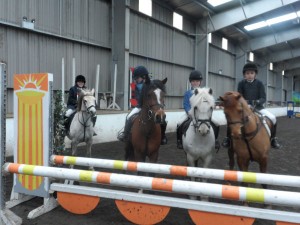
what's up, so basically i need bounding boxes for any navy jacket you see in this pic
[237,79,266,110]
[67,85,87,109]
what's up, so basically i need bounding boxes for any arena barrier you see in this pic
[3,162,300,224]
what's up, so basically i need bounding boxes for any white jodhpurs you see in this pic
[259,109,276,124]
[65,108,75,117]
[127,107,141,120]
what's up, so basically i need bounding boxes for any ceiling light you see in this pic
[207,0,233,7]
[245,11,300,31]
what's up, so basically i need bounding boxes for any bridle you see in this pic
[191,105,213,132]
[145,103,165,121]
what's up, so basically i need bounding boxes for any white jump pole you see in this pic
[51,155,300,188]
[61,58,65,104]
[4,162,300,208]
[95,64,100,105]
[107,64,121,110]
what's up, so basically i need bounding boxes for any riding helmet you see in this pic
[243,63,258,74]
[189,70,203,82]
[75,75,86,83]
[133,66,149,80]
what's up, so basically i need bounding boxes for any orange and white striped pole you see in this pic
[4,162,300,208]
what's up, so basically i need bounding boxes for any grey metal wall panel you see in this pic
[208,73,235,101]
[0,0,111,47]
[130,12,194,67]
[209,45,235,78]
[2,25,111,92]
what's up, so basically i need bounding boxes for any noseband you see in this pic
[146,103,165,120]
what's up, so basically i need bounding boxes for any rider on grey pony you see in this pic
[64,75,97,135]
[176,70,220,150]
[222,62,281,149]
[118,66,168,145]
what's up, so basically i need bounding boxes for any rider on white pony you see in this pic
[65,75,97,135]
[118,66,168,145]
[176,70,220,150]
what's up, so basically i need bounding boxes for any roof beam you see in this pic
[249,27,300,51]
[207,0,299,32]
[266,47,300,63]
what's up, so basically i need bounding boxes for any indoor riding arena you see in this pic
[1,0,300,225]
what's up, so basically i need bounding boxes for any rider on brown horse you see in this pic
[118,66,168,145]
[222,63,281,149]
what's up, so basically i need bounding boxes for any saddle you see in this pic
[182,117,192,137]
[253,109,271,137]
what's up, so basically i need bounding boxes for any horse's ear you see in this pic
[209,88,213,95]
[162,78,167,84]
[219,96,224,101]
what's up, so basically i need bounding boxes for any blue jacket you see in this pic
[183,89,194,113]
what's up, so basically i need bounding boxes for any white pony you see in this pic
[182,87,216,198]
[67,88,96,161]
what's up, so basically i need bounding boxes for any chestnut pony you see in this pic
[125,78,167,163]
[220,91,271,188]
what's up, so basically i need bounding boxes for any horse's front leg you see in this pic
[71,141,79,169]
[186,154,198,200]
[228,146,235,170]
[86,140,94,170]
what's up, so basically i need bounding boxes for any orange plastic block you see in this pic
[189,210,254,225]
[116,200,170,225]
[57,192,100,214]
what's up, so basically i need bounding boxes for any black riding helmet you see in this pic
[189,70,203,82]
[75,75,86,83]
[133,66,149,80]
[243,63,258,74]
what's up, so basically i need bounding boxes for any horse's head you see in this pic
[77,88,97,116]
[219,91,251,138]
[189,87,215,136]
[141,78,167,124]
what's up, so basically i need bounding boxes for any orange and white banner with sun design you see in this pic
[13,73,53,198]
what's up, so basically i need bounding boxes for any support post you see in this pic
[107,64,121,110]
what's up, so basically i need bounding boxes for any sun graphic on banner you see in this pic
[14,74,48,91]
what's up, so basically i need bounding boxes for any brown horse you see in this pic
[219,91,271,188]
[125,78,167,164]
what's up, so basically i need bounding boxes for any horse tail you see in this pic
[125,140,134,161]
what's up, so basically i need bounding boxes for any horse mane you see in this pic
[222,91,248,109]
[190,87,215,108]
[77,89,94,111]
[140,79,166,105]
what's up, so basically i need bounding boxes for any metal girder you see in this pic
[267,47,300,63]
[249,27,300,51]
[285,68,300,76]
[207,0,299,32]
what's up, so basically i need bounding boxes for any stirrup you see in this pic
[177,140,183,149]
[117,131,127,142]
[161,136,168,145]
[222,137,230,148]
[271,137,281,149]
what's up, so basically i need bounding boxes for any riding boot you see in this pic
[117,119,132,142]
[92,115,97,136]
[222,127,231,148]
[160,122,168,145]
[210,121,220,150]
[64,116,71,135]
[270,124,281,149]
[176,124,183,149]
